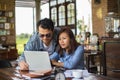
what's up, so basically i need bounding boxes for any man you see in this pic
[17,18,59,70]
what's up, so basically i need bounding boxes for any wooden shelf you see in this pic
[0,0,16,60]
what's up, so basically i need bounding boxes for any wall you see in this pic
[92,0,119,37]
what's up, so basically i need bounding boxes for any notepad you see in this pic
[24,51,52,72]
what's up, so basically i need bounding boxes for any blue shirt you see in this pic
[17,28,59,62]
[50,45,85,69]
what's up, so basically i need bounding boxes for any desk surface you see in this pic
[0,68,119,80]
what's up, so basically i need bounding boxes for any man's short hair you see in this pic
[37,18,54,31]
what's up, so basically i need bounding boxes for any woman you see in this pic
[50,28,84,69]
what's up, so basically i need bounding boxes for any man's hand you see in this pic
[19,61,29,70]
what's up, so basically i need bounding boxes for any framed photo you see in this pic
[0,4,6,10]
[0,30,6,35]
[5,23,10,29]
[0,17,7,22]
[0,11,5,16]
[0,23,4,29]
[10,17,14,23]
[6,30,10,35]
[5,11,9,17]
[11,23,14,29]
[8,11,13,17]
[0,36,7,42]
[7,17,14,23]
[6,36,15,44]
[5,11,13,17]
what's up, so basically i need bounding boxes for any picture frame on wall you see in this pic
[0,3,6,10]
[0,23,4,29]
[8,11,13,17]
[6,30,10,35]
[5,23,10,29]
[4,11,13,17]
[0,36,7,42]
[0,11,5,16]
[0,30,6,35]
[0,17,7,22]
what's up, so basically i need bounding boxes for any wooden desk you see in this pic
[0,49,8,60]
[0,68,119,80]
[0,49,18,60]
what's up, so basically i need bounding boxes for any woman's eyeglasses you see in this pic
[39,33,52,38]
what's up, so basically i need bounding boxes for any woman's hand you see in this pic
[51,60,64,67]
[19,61,29,70]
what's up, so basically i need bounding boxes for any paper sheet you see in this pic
[64,69,90,78]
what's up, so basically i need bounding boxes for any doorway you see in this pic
[15,7,35,55]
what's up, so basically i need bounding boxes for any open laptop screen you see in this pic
[24,51,52,71]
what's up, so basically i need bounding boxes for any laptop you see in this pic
[22,51,52,78]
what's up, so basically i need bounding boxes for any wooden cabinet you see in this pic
[102,41,120,78]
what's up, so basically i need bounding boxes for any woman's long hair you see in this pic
[57,27,80,56]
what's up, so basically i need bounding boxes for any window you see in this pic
[58,0,65,4]
[67,3,75,25]
[51,7,57,26]
[15,7,34,55]
[58,5,65,26]
[50,0,76,32]
[50,0,56,6]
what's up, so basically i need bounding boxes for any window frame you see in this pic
[49,0,76,34]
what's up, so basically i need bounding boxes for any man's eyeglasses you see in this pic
[39,33,52,38]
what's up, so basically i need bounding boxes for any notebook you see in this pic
[23,51,52,77]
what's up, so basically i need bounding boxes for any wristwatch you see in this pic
[55,72,66,80]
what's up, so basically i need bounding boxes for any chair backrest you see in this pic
[103,41,120,78]
[0,60,12,68]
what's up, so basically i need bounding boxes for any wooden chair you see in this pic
[103,41,120,79]
[85,50,102,74]
[8,49,18,60]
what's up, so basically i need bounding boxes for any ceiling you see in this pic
[15,0,49,7]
